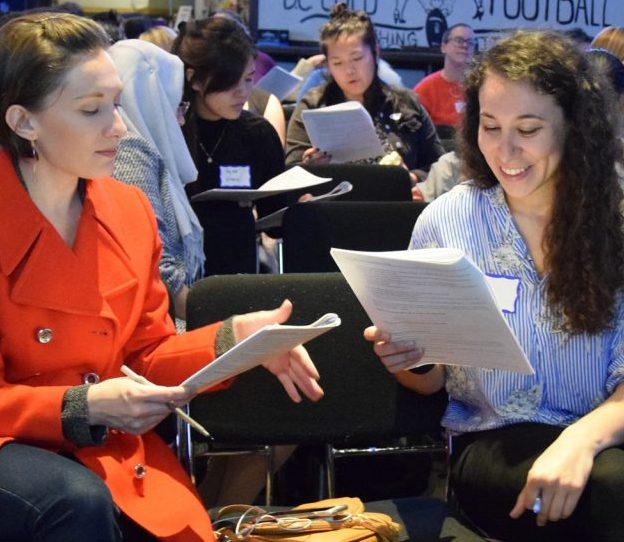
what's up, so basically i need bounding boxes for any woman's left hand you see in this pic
[509,429,595,526]
[232,300,324,403]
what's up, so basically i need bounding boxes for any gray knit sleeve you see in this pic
[61,385,108,447]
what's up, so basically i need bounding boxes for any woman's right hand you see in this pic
[302,147,331,165]
[87,378,193,435]
[364,326,444,394]
[363,326,425,373]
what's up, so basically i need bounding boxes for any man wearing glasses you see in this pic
[413,23,476,127]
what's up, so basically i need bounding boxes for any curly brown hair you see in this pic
[459,30,624,334]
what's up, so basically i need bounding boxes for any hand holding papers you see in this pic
[255,66,303,101]
[301,101,384,163]
[331,248,533,374]
[181,313,341,393]
[190,165,332,203]
[120,365,210,437]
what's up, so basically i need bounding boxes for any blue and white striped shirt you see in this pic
[410,182,624,434]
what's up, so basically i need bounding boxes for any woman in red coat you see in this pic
[0,12,323,542]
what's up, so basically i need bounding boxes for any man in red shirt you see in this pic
[413,24,475,127]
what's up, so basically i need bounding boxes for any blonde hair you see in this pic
[139,25,177,52]
[591,26,624,63]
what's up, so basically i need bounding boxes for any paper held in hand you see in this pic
[190,166,333,203]
[180,313,341,393]
[330,247,533,374]
[255,65,303,101]
[301,101,385,163]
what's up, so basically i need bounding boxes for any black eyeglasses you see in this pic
[447,37,477,47]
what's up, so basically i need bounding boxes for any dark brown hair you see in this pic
[0,12,110,160]
[319,3,378,61]
[171,16,255,162]
[460,30,624,333]
[172,17,255,100]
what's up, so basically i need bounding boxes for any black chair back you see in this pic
[289,164,413,202]
[281,201,427,273]
[186,272,446,445]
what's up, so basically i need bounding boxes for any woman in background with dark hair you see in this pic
[211,10,286,146]
[286,3,444,188]
[172,17,284,275]
[366,30,624,541]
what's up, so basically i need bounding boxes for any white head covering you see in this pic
[108,39,204,281]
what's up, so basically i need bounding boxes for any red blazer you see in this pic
[0,150,223,541]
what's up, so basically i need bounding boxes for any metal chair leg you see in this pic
[323,443,336,498]
[264,445,274,506]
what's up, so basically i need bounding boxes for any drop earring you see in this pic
[31,139,38,184]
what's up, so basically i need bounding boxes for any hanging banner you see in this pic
[258,0,621,49]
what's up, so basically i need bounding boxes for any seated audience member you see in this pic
[282,53,327,102]
[123,14,152,39]
[172,17,285,275]
[0,12,323,542]
[139,25,177,52]
[245,87,286,147]
[366,30,624,542]
[591,25,624,61]
[286,3,444,186]
[209,10,286,146]
[295,54,404,102]
[110,39,202,321]
[418,150,463,202]
[413,23,475,127]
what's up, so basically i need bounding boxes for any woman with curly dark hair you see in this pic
[366,30,624,541]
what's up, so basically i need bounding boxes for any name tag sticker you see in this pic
[219,165,251,188]
[484,274,520,314]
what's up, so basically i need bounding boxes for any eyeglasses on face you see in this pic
[447,37,476,47]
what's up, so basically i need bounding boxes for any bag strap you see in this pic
[213,498,400,542]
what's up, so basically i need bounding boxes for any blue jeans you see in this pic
[0,442,156,541]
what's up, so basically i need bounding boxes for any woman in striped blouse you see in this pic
[366,30,624,542]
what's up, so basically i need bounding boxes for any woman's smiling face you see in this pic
[477,70,566,210]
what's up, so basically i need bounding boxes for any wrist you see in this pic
[559,424,604,456]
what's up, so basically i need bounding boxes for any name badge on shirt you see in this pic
[484,274,521,314]
[219,165,251,188]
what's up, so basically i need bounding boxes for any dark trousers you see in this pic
[451,423,624,542]
[0,442,157,542]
